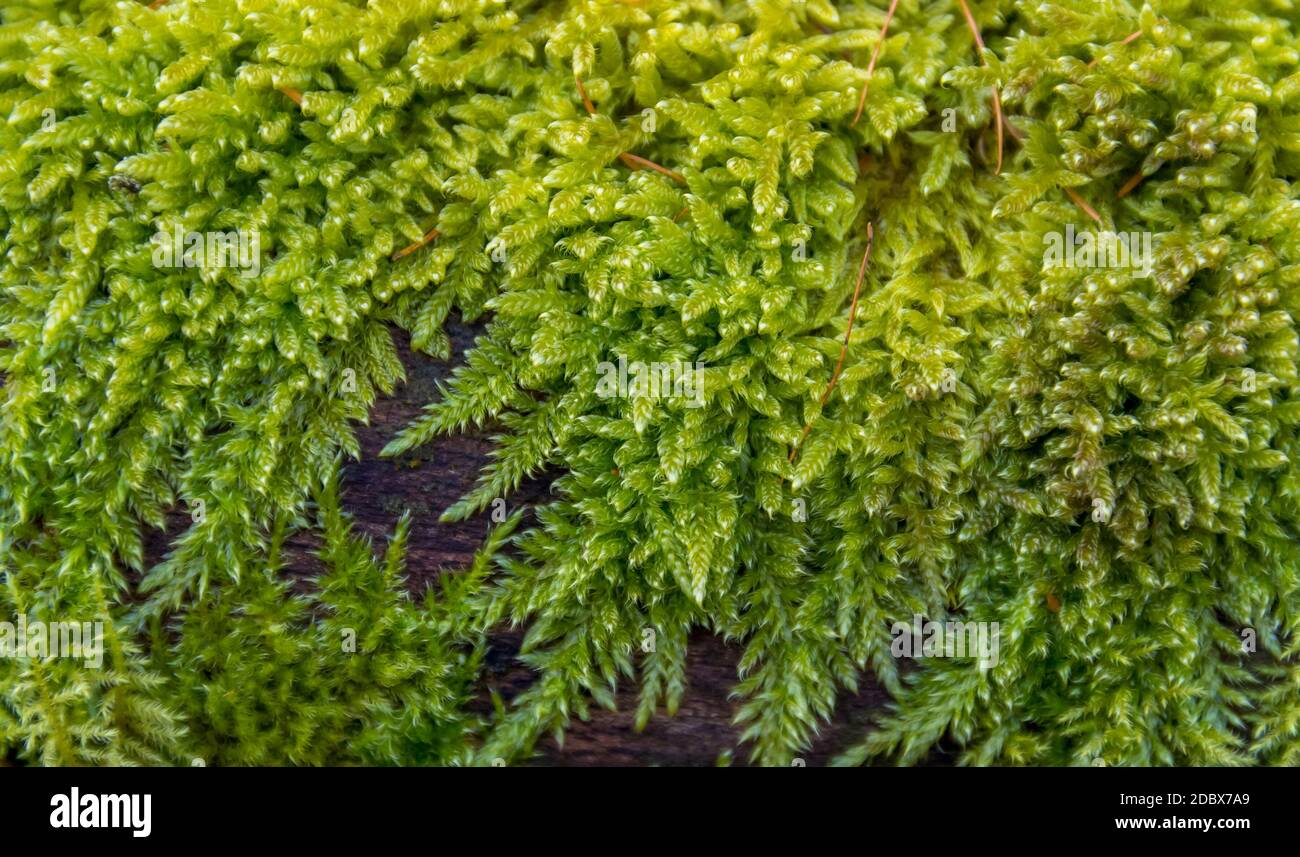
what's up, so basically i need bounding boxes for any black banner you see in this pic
[0,766,1286,844]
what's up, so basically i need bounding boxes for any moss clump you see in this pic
[2,0,1298,765]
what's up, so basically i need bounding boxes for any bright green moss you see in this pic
[1,0,1298,766]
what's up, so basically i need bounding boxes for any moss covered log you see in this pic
[2,0,1299,766]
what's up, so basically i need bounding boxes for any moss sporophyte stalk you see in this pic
[1,0,1299,767]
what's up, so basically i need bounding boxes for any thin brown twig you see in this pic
[851,0,902,128]
[618,152,687,185]
[1002,113,1024,142]
[575,76,596,115]
[790,223,877,464]
[1087,29,1143,69]
[575,76,687,186]
[1094,30,1149,200]
[1064,187,1102,223]
[954,0,1004,174]
[1071,31,1148,209]
[992,90,1005,174]
[280,87,303,106]
[391,226,441,262]
[1116,169,1146,199]
[815,21,855,62]
[955,0,987,51]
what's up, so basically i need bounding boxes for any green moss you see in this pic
[1,0,1298,765]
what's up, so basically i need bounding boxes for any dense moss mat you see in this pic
[2,0,1299,765]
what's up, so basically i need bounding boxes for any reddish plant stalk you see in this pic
[1064,187,1102,223]
[790,223,877,464]
[576,77,686,186]
[953,0,1005,174]
[391,227,441,262]
[575,76,596,114]
[618,152,687,184]
[1116,169,1146,199]
[851,0,902,128]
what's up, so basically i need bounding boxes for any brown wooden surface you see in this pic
[328,321,914,766]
